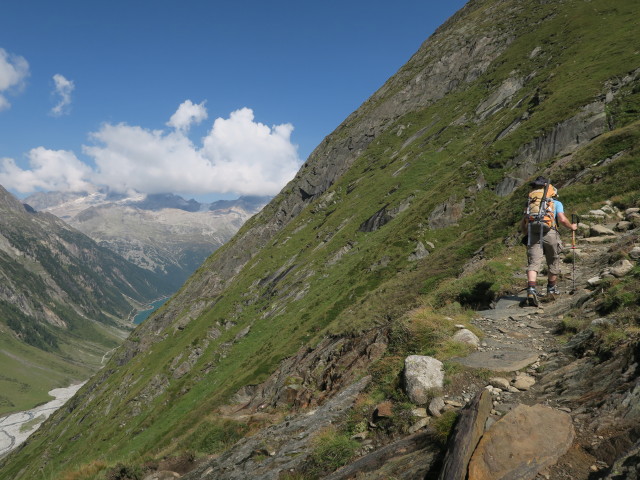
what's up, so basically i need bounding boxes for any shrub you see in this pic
[432,410,459,446]
[105,463,143,480]
[304,429,359,478]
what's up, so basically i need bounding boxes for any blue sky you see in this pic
[0,0,467,202]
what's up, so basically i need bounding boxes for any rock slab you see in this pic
[437,390,492,480]
[452,350,539,372]
[468,404,575,480]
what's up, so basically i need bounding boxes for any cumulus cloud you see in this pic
[89,106,300,196]
[0,147,93,193]
[0,48,29,111]
[50,74,74,116]
[167,99,207,132]
[0,101,301,197]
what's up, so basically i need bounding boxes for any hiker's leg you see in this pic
[543,230,562,292]
[527,232,544,283]
[526,236,543,306]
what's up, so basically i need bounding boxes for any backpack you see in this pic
[526,183,557,233]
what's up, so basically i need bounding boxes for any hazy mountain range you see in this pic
[24,190,271,290]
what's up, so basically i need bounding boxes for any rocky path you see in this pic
[441,204,640,479]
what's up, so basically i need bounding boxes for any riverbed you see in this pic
[0,382,85,458]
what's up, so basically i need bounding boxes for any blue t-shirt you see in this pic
[554,200,564,218]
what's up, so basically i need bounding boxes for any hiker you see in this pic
[521,176,578,306]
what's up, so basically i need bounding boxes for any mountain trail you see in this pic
[441,209,638,479]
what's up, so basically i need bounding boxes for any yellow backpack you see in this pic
[526,183,557,232]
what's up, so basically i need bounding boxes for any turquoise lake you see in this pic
[133,298,169,325]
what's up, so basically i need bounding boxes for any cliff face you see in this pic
[2,0,639,478]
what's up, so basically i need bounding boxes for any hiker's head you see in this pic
[530,176,549,188]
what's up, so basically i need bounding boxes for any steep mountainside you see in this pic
[2,0,639,478]
[25,191,270,290]
[0,185,173,415]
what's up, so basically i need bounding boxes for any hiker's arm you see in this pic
[557,211,577,231]
[520,215,528,234]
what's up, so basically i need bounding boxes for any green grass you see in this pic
[302,428,360,478]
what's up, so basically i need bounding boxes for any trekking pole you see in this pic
[570,214,579,294]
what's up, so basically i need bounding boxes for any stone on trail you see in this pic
[408,416,430,433]
[590,225,616,236]
[589,209,608,217]
[582,236,617,244]
[452,349,539,372]
[630,246,640,260]
[610,259,634,278]
[468,404,575,480]
[452,328,480,348]
[374,401,393,418]
[488,377,511,390]
[512,372,536,391]
[625,207,640,217]
[403,355,444,404]
[615,220,633,232]
[587,276,602,286]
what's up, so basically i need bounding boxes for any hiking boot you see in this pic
[527,287,539,307]
[547,284,560,296]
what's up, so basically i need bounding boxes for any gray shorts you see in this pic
[527,228,562,275]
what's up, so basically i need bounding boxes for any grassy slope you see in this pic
[2,0,639,478]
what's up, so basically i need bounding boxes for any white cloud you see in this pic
[86,105,300,196]
[0,48,29,112]
[50,74,74,116]
[0,147,93,193]
[167,99,207,132]
[0,103,301,197]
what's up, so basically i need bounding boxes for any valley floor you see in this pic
[0,382,85,458]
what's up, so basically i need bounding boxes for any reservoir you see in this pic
[133,297,169,325]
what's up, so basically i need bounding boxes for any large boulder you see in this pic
[403,355,444,404]
[468,404,575,480]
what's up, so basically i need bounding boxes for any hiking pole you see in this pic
[570,214,579,294]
